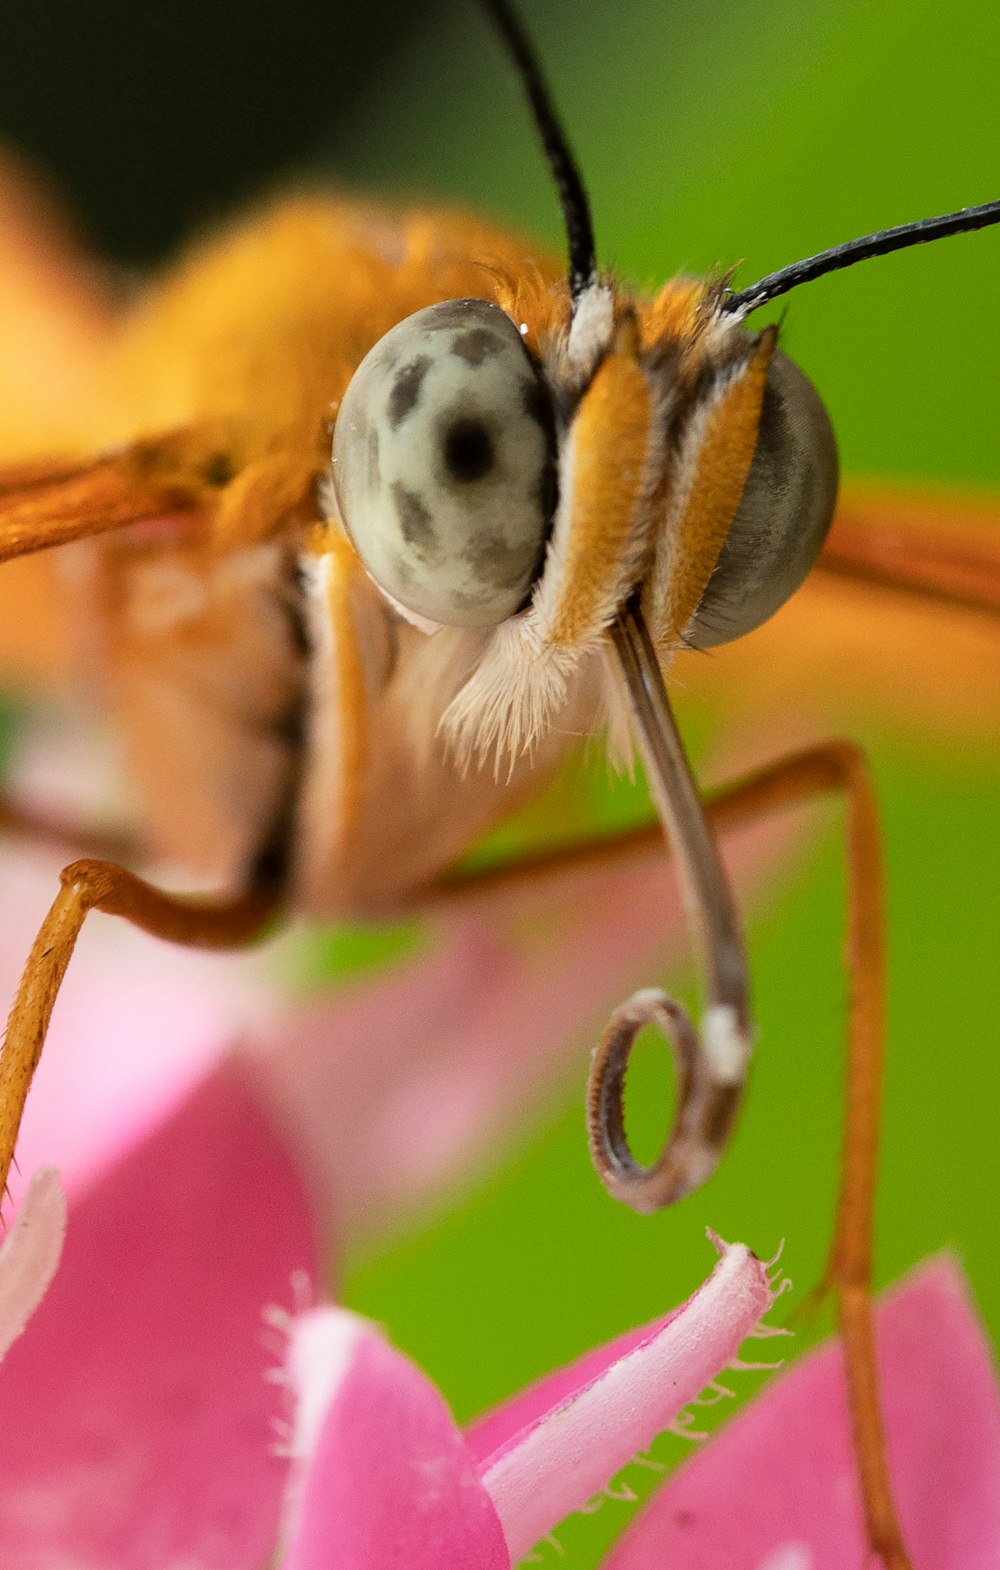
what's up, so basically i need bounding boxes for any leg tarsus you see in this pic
[840,1283,913,1570]
[0,857,279,1204]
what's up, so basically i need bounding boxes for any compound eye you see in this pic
[687,351,839,649]
[331,299,556,628]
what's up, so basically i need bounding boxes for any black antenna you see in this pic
[482,0,597,305]
[727,197,1000,315]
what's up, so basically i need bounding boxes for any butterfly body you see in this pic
[47,196,576,908]
[20,191,812,921]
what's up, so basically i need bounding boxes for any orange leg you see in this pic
[0,449,199,561]
[818,487,1000,622]
[707,743,904,1570]
[437,738,908,1570]
[0,858,280,1204]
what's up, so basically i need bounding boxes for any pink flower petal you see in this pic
[604,1259,1000,1570]
[467,1305,682,1466]
[0,1063,319,1570]
[0,1167,65,1362]
[477,1241,772,1564]
[282,1308,509,1570]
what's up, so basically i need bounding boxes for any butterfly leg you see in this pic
[0,857,280,1203]
[706,741,907,1570]
[436,736,909,1570]
[819,488,1000,622]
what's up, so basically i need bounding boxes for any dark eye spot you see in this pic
[462,532,540,590]
[442,418,495,483]
[390,480,438,557]
[451,328,502,367]
[387,355,431,428]
[421,300,486,333]
[520,376,549,429]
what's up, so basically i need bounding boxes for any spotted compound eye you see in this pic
[331,299,556,627]
[686,351,839,649]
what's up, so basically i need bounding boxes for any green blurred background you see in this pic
[2,0,999,1560]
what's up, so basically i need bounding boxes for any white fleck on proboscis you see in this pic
[702,1003,749,1085]
[680,1141,721,1193]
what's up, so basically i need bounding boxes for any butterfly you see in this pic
[0,4,998,1565]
